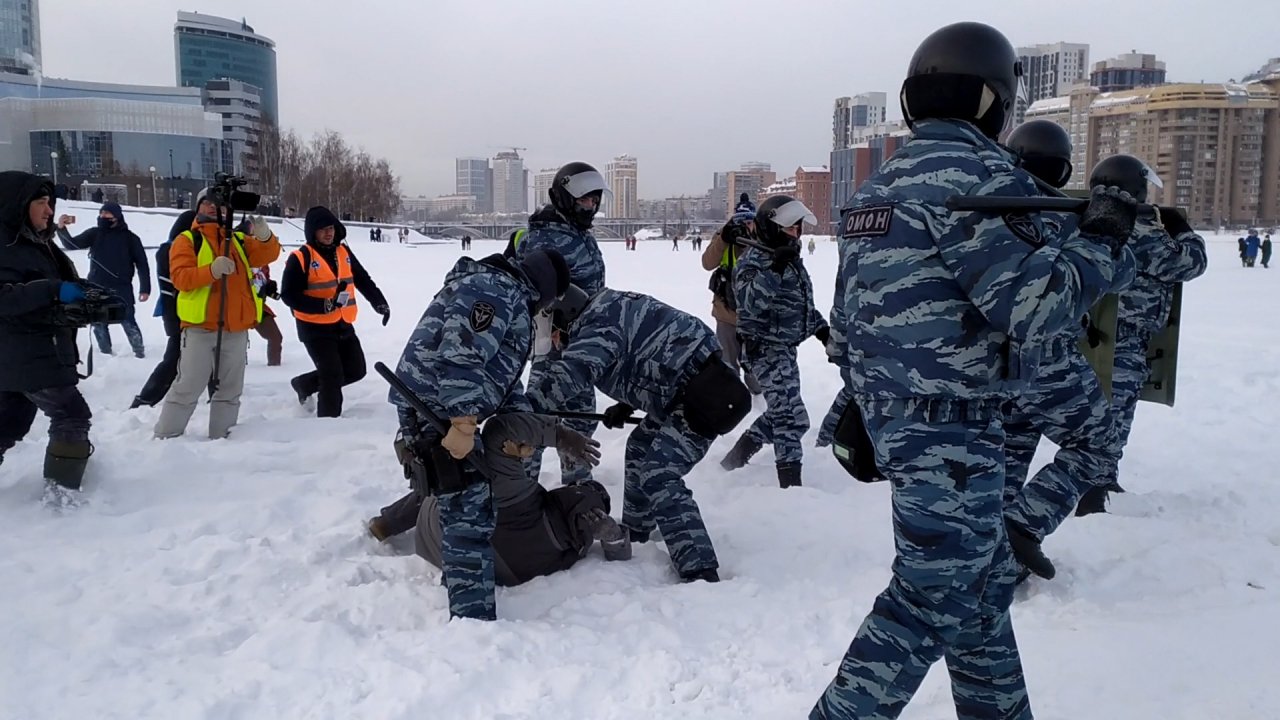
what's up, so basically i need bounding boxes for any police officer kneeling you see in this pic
[0,172,97,496]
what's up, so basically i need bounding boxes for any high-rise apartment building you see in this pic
[175,12,278,122]
[606,154,638,218]
[1029,82,1280,226]
[202,78,261,176]
[491,150,527,214]
[455,157,492,213]
[0,0,40,76]
[725,163,775,218]
[832,92,887,150]
[1090,52,1166,93]
[1015,42,1089,124]
[532,168,558,209]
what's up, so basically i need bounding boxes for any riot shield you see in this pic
[1079,294,1120,402]
[1140,283,1182,407]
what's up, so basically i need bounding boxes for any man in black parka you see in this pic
[0,171,95,491]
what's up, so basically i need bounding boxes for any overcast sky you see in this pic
[38,0,1280,199]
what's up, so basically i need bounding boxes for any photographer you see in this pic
[153,185,281,440]
[0,171,94,493]
[55,201,150,358]
[281,206,389,418]
[237,216,284,366]
[700,209,761,394]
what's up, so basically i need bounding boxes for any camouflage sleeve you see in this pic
[499,380,534,414]
[421,287,514,418]
[1147,231,1209,283]
[732,256,779,339]
[827,266,849,366]
[529,323,621,407]
[931,195,1119,343]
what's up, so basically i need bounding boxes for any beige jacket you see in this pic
[701,230,737,325]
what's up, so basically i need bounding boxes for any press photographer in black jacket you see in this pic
[0,171,95,492]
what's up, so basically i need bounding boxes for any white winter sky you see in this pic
[38,0,1280,199]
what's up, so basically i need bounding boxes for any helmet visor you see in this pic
[770,199,817,229]
[1139,160,1164,189]
[562,169,614,207]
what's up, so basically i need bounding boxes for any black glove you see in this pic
[259,280,279,299]
[555,424,602,468]
[601,402,635,429]
[1080,185,1138,249]
[770,244,799,273]
[375,303,391,326]
[814,325,831,346]
[1083,317,1106,348]
[1157,206,1192,238]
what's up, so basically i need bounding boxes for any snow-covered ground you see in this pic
[2,201,1277,719]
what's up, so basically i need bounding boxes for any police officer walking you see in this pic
[1078,155,1208,513]
[998,122,1138,580]
[515,162,609,486]
[812,22,1140,720]
[721,195,828,488]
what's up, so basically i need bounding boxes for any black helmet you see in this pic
[549,162,611,231]
[1006,120,1073,188]
[900,22,1023,140]
[755,195,816,247]
[549,283,591,336]
[1088,154,1162,204]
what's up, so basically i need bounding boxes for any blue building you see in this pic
[174,11,278,123]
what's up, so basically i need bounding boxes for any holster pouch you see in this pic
[681,352,751,439]
[832,400,884,484]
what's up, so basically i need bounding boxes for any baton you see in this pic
[544,410,643,426]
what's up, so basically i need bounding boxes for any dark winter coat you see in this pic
[56,203,150,297]
[0,172,83,392]
[280,206,388,342]
[1244,233,1261,259]
[153,211,197,336]
[1263,237,1273,264]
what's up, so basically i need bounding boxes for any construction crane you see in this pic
[487,145,528,156]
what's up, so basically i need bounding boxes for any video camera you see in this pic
[51,283,128,328]
[208,172,261,213]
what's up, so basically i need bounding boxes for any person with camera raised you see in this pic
[700,207,762,395]
[281,206,389,418]
[55,200,150,358]
[0,171,96,496]
[153,185,281,440]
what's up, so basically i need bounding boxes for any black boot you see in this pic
[680,568,720,583]
[627,528,651,544]
[1005,519,1056,580]
[720,434,763,471]
[290,376,312,405]
[43,439,93,491]
[776,462,802,489]
[1075,485,1112,516]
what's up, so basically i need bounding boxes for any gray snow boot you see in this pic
[586,509,632,562]
[777,462,802,489]
[720,434,763,471]
[43,440,92,491]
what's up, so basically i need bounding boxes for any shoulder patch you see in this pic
[736,267,759,285]
[469,301,496,332]
[1003,212,1044,248]
[842,206,894,238]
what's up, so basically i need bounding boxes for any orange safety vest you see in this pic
[292,244,358,324]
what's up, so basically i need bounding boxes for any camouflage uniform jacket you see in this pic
[518,205,606,295]
[1118,215,1208,337]
[835,118,1128,402]
[733,241,826,347]
[390,255,534,428]
[528,289,718,418]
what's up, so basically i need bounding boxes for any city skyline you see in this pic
[31,0,1280,198]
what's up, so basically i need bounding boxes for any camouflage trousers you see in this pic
[621,408,719,576]
[742,343,809,464]
[1003,336,1121,540]
[812,398,1030,720]
[1098,332,1151,486]
[438,479,497,621]
[817,366,856,448]
[526,354,597,485]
